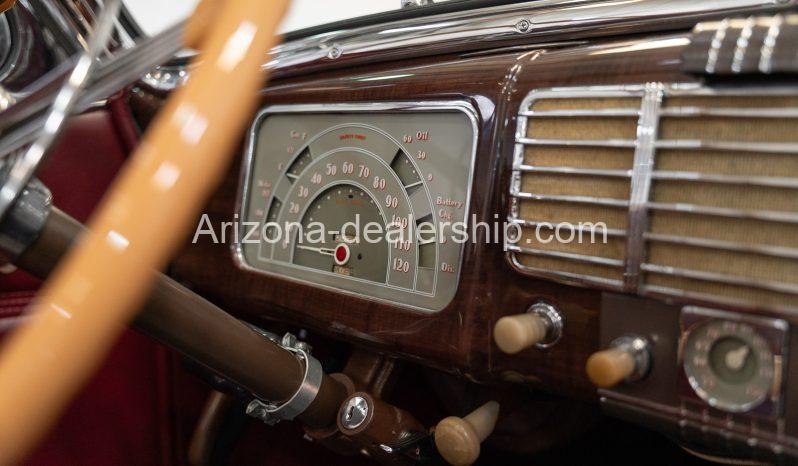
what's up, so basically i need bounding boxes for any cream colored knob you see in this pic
[434,401,499,466]
[494,314,547,354]
[493,303,563,354]
[586,347,635,388]
[586,335,651,388]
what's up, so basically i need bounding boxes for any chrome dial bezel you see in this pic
[679,306,788,418]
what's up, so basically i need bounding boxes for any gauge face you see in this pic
[683,319,776,413]
[236,103,477,312]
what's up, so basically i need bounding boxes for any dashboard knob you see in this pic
[434,401,499,466]
[586,335,651,388]
[493,302,563,354]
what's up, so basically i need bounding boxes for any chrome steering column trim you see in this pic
[265,0,795,76]
[0,179,51,265]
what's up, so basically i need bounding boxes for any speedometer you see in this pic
[235,103,477,312]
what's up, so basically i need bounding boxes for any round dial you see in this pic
[683,319,775,413]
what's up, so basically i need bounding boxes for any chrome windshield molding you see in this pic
[264,0,795,77]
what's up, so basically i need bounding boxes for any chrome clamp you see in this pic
[245,332,322,426]
[0,179,51,266]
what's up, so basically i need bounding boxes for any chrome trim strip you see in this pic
[517,138,637,148]
[521,109,641,117]
[705,18,730,74]
[641,285,798,313]
[507,245,624,267]
[514,165,632,178]
[641,263,798,295]
[508,256,625,289]
[647,202,798,224]
[655,140,798,154]
[510,192,630,208]
[625,83,663,292]
[652,171,798,189]
[265,0,792,76]
[732,16,756,73]
[660,107,798,118]
[509,219,627,238]
[759,14,784,73]
[645,233,798,260]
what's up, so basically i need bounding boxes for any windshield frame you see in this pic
[282,0,528,40]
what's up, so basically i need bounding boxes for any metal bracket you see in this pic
[245,332,322,426]
[0,178,51,265]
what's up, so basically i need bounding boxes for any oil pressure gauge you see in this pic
[680,307,788,416]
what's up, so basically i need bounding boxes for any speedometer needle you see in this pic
[296,245,335,256]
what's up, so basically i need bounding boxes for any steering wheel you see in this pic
[0,0,288,462]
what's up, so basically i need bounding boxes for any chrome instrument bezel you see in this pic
[232,101,479,313]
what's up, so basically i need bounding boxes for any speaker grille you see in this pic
[508,84,798,311]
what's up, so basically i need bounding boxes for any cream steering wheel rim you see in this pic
[0,0,288,462]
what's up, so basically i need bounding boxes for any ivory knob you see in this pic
[494,313,548,354]
[586,347,636,388]
[586,335,651,388]
[434,401,500,466]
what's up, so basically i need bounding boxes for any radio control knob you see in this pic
[586,335,651,388]
[434,401,499,466]
[493,303,563,354]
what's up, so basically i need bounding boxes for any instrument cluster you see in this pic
[236,103,477,312]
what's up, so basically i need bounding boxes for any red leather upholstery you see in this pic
[0,109,174,466]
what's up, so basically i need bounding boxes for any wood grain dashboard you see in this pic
[166,32,693,400]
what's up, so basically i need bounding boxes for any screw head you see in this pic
[516,19,531,33]
[341,396,369,430]
[328,45,343,59]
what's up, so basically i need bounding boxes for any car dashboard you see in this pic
[124,2,798,461]
[5,0,797,463]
